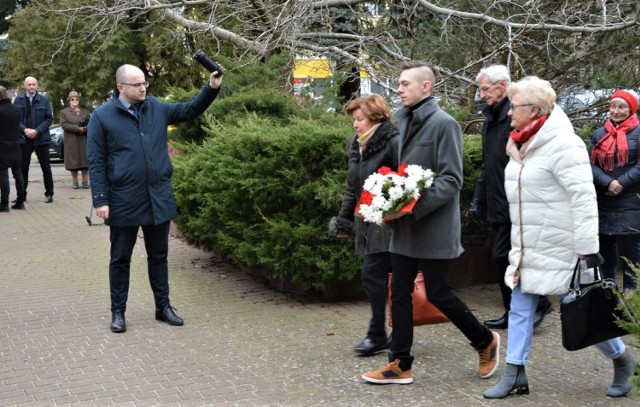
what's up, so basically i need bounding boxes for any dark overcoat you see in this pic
[472,97,512,223]
[591,121,640,235]
[13,91,53,146]
[338,120,399,255]
[87,84,220,227]
[0,99,22,169]
[390,97,464,259]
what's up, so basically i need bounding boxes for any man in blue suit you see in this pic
[88,64,224,333]
[13,76,54,203]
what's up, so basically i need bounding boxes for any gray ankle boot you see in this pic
[483,363,529,399]
[607,352,637,397]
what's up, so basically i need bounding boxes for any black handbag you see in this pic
[560,260,630,351]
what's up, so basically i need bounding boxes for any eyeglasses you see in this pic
[120,81,149,88]
[70,98,79,101]
[609,103,629,111]
[479,81,501,93]
[510,103,533,111]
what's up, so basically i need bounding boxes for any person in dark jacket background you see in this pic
[88,63,224,333]
[13,76,54,203]
[470,65,552,330]
[590,89,640,298]
[0,86,25,211]
[329,94,399,356]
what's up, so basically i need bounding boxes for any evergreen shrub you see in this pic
[172,114,363,298]
[172,117,485,298]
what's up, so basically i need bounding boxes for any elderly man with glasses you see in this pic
[470,65,553,331]
[88,63,224,333]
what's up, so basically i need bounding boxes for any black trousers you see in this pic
[109,221,171,312]
[0,166,25,204]
[492,222,551,312]
[361,252,392,339]
[20,140,53,197]
[389,253,493,370]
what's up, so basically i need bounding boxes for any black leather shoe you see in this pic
[10,201,25,210]
[155,305,184,326]
[0,204,8,212]
[484,312,508,329]
[533,301,553,329]
[110,310,126,333]
[44,195,53,203]
[353,336,389,356]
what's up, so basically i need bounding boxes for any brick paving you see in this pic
[0,158,639,406]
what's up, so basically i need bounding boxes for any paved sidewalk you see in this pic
[1,159,639,406]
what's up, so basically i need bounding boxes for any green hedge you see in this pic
[173,112,483,298]
[173,113,364,297]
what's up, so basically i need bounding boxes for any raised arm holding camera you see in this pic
[88,61,224,333]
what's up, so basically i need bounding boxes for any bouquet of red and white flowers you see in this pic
[356,163,436,226]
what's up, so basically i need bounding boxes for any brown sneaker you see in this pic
[362,359,413,384]
[477,331,500,378]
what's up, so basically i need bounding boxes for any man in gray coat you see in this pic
[89,63,223,333]
[362,61,500,385]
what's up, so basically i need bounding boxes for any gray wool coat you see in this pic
[389,97,464,259]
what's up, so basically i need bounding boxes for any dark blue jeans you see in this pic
[599,234,639,290]
[361,252,392,339]
[109,221,171,312]
[389,254,493,370]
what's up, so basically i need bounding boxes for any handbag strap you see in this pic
[569,259,604,292]
[569,259,581,291]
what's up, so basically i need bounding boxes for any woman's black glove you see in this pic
[328,216,354,237]
[583,253,604,268]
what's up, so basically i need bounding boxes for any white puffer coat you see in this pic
[504,104,599,295]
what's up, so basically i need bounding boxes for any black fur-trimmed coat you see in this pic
[334,120,399,255]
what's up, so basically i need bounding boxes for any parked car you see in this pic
[48,124,64,162]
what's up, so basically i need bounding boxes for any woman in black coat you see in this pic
[329,94,399,355]
[0,86,25,211]
[590,89,640,297]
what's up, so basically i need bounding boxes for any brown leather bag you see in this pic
[387,271,449,327]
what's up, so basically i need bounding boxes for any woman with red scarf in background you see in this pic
[590,89,640,298]
[482,77,636,399]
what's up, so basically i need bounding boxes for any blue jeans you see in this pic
[507,285,626,365]
[109,221,171,312]
[599,234,639,290]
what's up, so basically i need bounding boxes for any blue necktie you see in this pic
[129,104,139,119]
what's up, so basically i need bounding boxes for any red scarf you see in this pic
[509,115,548,143]
[591,114,639,171]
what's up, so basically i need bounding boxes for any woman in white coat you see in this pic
[482,76,637,399]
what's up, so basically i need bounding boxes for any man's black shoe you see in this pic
[155,305,184,326]
[484,312,508,330]
[533,301,553,329]
[354,336,389,356]
[110,310,126,333]
[44,195,53,203]
[10,201,25,210]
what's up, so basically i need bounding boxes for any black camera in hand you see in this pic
[193,49,224,77]
[79,117,90,127]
